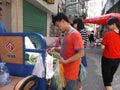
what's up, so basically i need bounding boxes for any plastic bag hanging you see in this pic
[32,54,45,78]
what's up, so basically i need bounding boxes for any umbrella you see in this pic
[83,13,120,25]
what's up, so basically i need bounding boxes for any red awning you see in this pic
[83,13,120,25]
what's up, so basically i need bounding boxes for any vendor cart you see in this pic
[0,32,47,90]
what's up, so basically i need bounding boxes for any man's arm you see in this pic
[59,49,84,64]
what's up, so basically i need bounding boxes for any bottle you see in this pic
[0,62,11,85]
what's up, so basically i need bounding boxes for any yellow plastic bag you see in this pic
[59,64,66,88]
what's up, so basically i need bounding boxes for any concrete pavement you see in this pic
[82,46,120,90]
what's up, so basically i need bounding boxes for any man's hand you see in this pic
[47,47,61,55]
[59,56,67,64]
[47,47,56,55]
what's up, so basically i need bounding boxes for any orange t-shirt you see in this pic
[102,30,120,59]
[61,29,84,80]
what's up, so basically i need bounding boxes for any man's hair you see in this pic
[52,13,69,25]
[0,7,2,11]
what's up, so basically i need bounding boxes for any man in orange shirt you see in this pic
[52,13,84,90]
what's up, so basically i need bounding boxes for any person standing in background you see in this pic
[73,18,88,90]
[73,18,88,49]
[89,31,94,47]
[101,17,120,90]
[52,13,84,90]
[0,7,6,33]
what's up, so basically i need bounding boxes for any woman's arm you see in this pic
[101,44,105,49]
